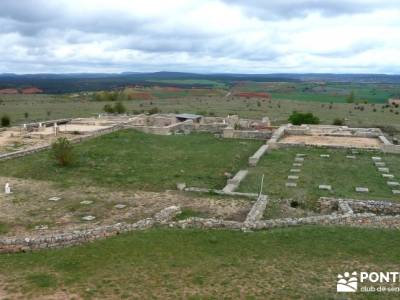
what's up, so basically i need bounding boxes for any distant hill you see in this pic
[0,72,399,94]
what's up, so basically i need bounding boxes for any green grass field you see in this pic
[239,147,400,212]
[2,93,400,129]
[1,227,400,299]
[0,130,261,191]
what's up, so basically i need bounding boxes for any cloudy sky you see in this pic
[1,0,400,74]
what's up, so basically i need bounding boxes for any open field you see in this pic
[239,147,400,218]
[0,130,261,191]
[233,81,400,103]
[1,227,400,299]
[2,94,400,129]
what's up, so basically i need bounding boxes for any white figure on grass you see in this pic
[4,182,11,195]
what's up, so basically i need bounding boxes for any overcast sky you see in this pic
[1,0,400,74]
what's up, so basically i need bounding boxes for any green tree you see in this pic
[288,111,320,125]
[113,102,126,114]
[1,115,10,127]
[103,104,114,113]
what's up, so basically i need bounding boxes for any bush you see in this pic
[288,111,320,125]
[148,107,161,115]
[24,112,29,119]
[51,137,74,166]
[332,118,344,126]
[113,102,126,114]
[103,104,114,113]
[1,115,10,127]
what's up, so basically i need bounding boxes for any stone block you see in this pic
[293,163,302,167]
[318,185,332,191]
[320,154,330,158]
[387,181,400,187]
[176,182,186,191]
[393,190,400,195]
[290,169,301,173]
[378,167,389,173]
[382,174,395,179]
[285,182,297,187]
[346,155,356,159]
[355,187,369,193]
[288,175,299,180]
[375,162,386,167]
[372,156,382,161]
[296,153,306,157]
[294,157,304,162]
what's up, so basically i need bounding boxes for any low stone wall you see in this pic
[0,206,181,253]
[249,144,269,166]
[0,125,123,161]
[318,197,400,215]
[381,144,400,154]
[222,170,248,193]
[244,195,268,224]
[222,128,272,140]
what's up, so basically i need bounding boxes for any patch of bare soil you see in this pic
[0,176,252,236]
[279,135,382,148]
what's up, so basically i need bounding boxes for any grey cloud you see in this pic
[223,0,400,19]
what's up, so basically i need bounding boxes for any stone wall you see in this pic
[0,206,181,253]
[222,128,272,140]
[0,125,123,162]
[222,170,248,193]
[248,144,269,166]
[244,195,268,224]
[318,197,400,215]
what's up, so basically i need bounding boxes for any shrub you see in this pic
[148,107,161,115]
[51,137,74,166]
[113,102,126,114]
[288,111,320,125]
[1,115,10,127]
[24,112,29,119]
[103,104,114,113]
[332,118,344,126]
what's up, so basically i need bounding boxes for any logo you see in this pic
[337,272,358,292]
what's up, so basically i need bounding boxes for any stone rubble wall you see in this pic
[318,197,400,215]
[244,195,268,224]
[0,206,181,253]
[222,128,272,140]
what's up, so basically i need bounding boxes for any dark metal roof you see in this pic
[175,113,202,119]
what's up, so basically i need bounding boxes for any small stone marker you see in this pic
[114,204,127,209]
[176,182,186,191]
[318,185,332,191]
[320,154,330,158]
[290,169,301,173]
[351,150,359,154]
[387,181,400,187]
[82,215,96,221]
[378,167,389,173]
[288,175,299,180]
[293,163,302,167]
[372,156,382,161]
[355,187,369,193]
[294,157,304,162]
[80,200,93,205]
[374,162,386,167]
[382,174,395,179]
[393,190,400,195]
[285,182,297,187]
[4,182,11,195]
[296,153,306,157]
[48,196,61,201]
[346,155,356,159]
